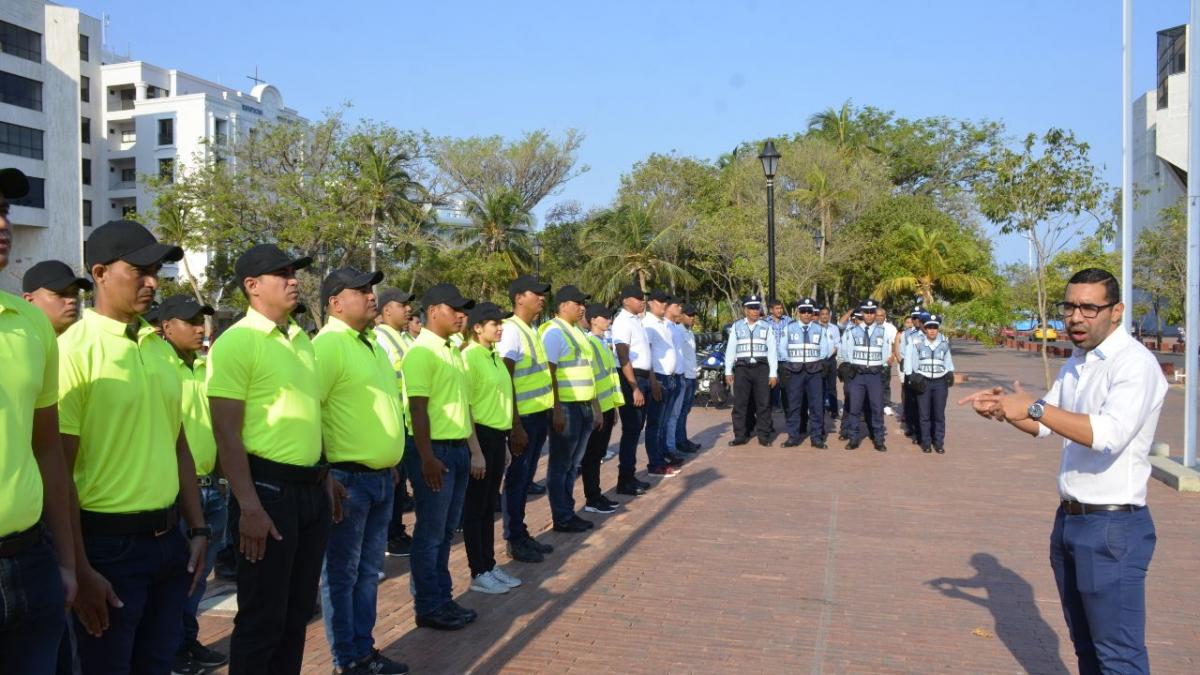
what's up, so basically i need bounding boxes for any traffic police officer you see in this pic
[779,298,830,448]
[838,299,888,451]
[724,294,778,446]
[765,299,792,414]
[817,304,840,419]
[903,313,955,454]
[899,308,926,440]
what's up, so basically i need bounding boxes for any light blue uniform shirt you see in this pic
[778,319,831,363]
[903,335,955,377]
[724,318,778,377]
[839,323,888,367]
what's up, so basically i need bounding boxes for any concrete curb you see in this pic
[1149,455,1200,492]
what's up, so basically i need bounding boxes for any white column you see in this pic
[1121,0,1134,331]
[1186,7,1199,468]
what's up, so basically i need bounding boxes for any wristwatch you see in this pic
[186,526,213,540]
[1027,399,1046,421]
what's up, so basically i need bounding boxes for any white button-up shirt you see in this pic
[1037,326,1167,506]
[673,322,697,379]
[611,308,651,371]
[643,312,678,376]
[821,321,840,356]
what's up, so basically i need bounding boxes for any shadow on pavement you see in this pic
[927,553,1069,675]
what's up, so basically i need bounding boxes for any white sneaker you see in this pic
[488,567,522,588]
[883,406,894,416]
[470,571,510,594]
[602,448,617,462]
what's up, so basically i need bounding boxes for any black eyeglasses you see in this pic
[1055,301,1116,319]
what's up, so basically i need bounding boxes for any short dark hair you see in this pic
[769,300,784,308]
[1066,268,1120,304]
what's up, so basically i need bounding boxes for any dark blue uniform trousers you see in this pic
[783,367,825,443]
[845,370,885,445]
[916,377,948,448]
[1050,505,1155,675]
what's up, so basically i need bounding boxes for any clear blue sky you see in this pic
[76,0,1188,264]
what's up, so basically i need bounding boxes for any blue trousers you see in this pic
[180,484,228,645]
[672,378,697,448]
[547,402,594,526]
[659,374,684,454]
[846,370,885,445]
[916,378,948,448]
[1050,505,1156,675]
[0,530,66,675]
[783,367,825,442]
[644,373,676,470]
[502,410,549,541]
[320,468,393,668]
[404,441,469,617]
[616,375,652,479]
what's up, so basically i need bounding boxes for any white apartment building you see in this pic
[0,0,100,291]
[1131,25,1189,242]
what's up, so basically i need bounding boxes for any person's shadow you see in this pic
[927,553,1070,675]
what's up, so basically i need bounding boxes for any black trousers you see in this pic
[463,424,508,577]
[881,364,893,408]
[731,362,771,441]
[229,477,331,675]
[823,357,839,415]
[582,408,616,503]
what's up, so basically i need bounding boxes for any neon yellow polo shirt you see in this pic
[59,309,182,513]
[463,342,514,431]
[171,353,217,476]
[207,308,322,467]
[314,317,405,469]
[401,329,471,440]
[0,291,58,536]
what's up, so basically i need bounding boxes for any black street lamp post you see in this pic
[532,237,543,279]
[758,140,781,303]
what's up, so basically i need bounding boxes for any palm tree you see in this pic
[807,100,878,159]
[793,164,851,271]
[353,142,427,273]
[872,224,993,305]
[581,202,695,301]
[454,189,534,276]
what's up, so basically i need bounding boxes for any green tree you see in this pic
[872,224,993,305]
[343,127,429,274]
[455,189,534,286]
[581,203,694,301]
[1135,200,1186,344]
[433,130,588,212]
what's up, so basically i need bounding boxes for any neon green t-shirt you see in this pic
[401,329,471,440]
[463,342,514,431]
[171,354,218,476]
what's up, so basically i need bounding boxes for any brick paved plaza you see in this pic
[198,343,1200,674]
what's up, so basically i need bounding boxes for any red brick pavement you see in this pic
[199,342,1200,674]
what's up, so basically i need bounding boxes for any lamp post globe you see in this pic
[532,236,543,279]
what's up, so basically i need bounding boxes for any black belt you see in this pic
[735,359,767,367]
[330,461,390,474]
[632,368,651,378]
[858,366,884,375]
[1061,500,1144,515]
[0,524,43,558]
[434,439,469,448]
[248,455,328,485]
[81,506,177,537]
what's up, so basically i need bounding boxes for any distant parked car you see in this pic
[1033,326,1058,340]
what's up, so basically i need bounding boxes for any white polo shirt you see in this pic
[643,312,678,376]
[675,323,697,379]
[611,308,651,371]
[1036,326,1167,506]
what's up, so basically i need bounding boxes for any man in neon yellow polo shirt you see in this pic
[157,295,230,673]
[0,168,77,675]
[402,283,479,631]
[374,287,416,559]
[313,268,409,675]
[208,244,330,674]
[21,259,91,335]
[59,220,207,674]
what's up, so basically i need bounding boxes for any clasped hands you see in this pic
[957,381,1036,423]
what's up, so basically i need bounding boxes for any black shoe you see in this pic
[685,440,702,451]
[171,651,206,675]
[600,495,621,509]
[934,446,945,454]
[782,438,802,448]
[353,649,410,674]
[506,538,544,563]
[446,600,477,624]
[811,440,827,449]
[525,535,553,554]
[675,444,698,455]
[729,437,750,446]
[181,639,227,668]
[921,445,932,453]
[846,439,860,450]
[584,500,617,514]
[874,443,888,452]
[527,481,547,495]
[415,605,467,631]
[635,477,652,490]
[616,481,646,496]
[569,515,595,530]
[386,535,412,557]
[553,519,590,533]
[758,438,773,447]
[837,434,848,441]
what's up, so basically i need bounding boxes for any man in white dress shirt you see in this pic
[611,285,657,495]
[643,289,683,476]
[960,268,1166,675]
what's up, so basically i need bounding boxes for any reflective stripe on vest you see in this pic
[784,322,822,363]
[733,321,770,358]
[587,335,625,412]
[916,339,950,377]
[506,317,554,414]
[540,318,596,402]
[375,325,407,379]
[849,326,885,366]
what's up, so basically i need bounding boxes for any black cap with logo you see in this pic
[85,220,184,269]
[22,260,93,293]
[467,301,511,327]
[556,285,590,304]
[320,267,383,305]
[619,284,645,300]
[377,287,415,308]
[585,303,615,321]
[421,283,475,311]
[508,275,551,298]
[648,289,673,303]
[159,295,215,322]
[234,244,313,284]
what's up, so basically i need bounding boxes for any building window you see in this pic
[83,199,93,227]
[120,128,136,143]
[159,158,174,183]
[79,34,89,62]
[157,118,174,145]
[214,118,228,145]
[82,158,92,185]
[0,71,44,111]
[122,201,137,219]
[81,117,91,144]
[1157,26,1187,109]
[0,20,42,63]
[120,167,136,184]
[12,176,45,209]
[0,121,44,159]
[80,75,90,103]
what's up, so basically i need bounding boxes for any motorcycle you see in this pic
[696,343,728,407]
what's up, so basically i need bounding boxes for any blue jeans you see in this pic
[1050,505,1156,675]
[617,375,652,478]
[320,468,394,668]
[645,372,675,470]
[666,375,696,452]
[502,410,549,541]
[75,529,190,675]
[404,441,469,617]
[180,484,228,645]
[547,402,594,526]
[0,529,66,675]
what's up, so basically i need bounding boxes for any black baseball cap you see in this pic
[377,287,415,308]
[159,295,215,322]
[742,293,763,307]
[619,284,645,300]
[294,302,308,316]
[422,283,475,311]
[143,301,162,324]
[22,260,93,293]
[797,298,816,311]
[85,220,184,269]
[467,301,511,327]
[681,303,698,316]
[586,303,615,321]
[321,266,383,305]
[508,275,550,297]
[234,244,313,284]
[556,285,590,304]
[648,289,672,303]
[0,168,30,200]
